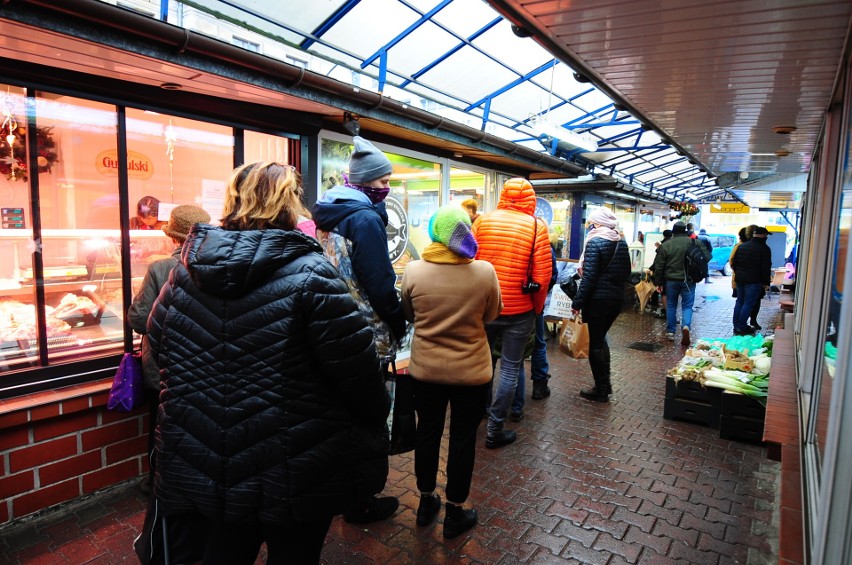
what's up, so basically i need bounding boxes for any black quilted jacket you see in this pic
[147,225,390,525]
[571,238,631,311]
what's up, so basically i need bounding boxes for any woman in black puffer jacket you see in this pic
[567,208,631,402]
[146,162,390,565]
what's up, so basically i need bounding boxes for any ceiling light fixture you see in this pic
[531,116,598,152]
[573,72,591,83]
[159,82,182,90]
[772,125,797,135]
[511,25,532,38]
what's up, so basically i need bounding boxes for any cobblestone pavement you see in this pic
[1,274,784,564]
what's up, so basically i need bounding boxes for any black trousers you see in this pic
[582,298,623,351]
[201,516,333,565]
[413,379,488,504]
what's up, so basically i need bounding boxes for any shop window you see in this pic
[243,130,291,164]
[449,167,486,222]
[0,91,119,371]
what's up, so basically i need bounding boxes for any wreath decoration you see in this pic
[0,121,59,182]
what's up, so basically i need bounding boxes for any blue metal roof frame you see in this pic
[154,0,722,203]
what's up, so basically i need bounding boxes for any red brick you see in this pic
[82,459,139,494]
[0,470,35,499]
[9,435,78,473]
[32,411,99,442]
[30,402,61,422]
[0,426,30,451]
[60,396,91,415]
[40,451,102,486]
[80,419,141,452]
[13,478,79,519]
[0,410,29,429]
[105,435,148,464]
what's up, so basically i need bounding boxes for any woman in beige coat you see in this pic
[400,205,501,539]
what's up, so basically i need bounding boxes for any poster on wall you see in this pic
[200,179,226,224]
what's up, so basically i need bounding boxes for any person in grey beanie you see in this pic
[312,136,408,524]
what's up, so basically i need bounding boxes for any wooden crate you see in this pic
[719,391,766,443]
[663,377,722,428]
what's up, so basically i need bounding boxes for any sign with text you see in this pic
[543,284,573,319]
[95,150,154,180]
[710,203,751,214]
[1,207,25,229]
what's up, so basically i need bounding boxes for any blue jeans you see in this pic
[485,310,535,435]
[512,313,549,414]
[665,280,695,334]
[734,283,764,332]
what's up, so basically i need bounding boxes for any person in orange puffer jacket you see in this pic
[472,178,552,450]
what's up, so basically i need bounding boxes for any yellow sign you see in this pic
[710,203,750,214]
[95,150,154,180]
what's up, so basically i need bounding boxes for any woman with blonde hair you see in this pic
[144,161,390,564]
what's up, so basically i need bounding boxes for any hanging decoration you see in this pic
[164,118,176,202]
[669,201,699,216]
[0,94,59,182]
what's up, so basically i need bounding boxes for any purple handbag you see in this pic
[107,351,145,412]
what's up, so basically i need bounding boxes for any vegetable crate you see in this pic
[663,376,722,428]
[719,391,766,444]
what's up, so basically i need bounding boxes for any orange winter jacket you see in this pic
[473,178,552,315]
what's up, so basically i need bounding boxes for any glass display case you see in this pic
[0,229,171,372]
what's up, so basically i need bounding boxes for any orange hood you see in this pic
[496,178,536,216]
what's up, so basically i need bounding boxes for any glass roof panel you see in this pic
[98,0,725,203]
[417,46,518,102]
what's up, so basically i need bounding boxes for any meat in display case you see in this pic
[0,229,172,372]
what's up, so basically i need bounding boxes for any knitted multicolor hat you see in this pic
[428,205,478,259]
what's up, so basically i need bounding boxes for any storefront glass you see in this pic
[243,130,291,164]
[449,167,486,219]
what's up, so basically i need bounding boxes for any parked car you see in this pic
[705,233,738,275]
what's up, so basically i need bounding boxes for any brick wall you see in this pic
[0,380,148,525]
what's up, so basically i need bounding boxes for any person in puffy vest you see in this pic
[146,162,390,564]
[472,178,552,450]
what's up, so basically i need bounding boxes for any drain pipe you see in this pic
[10,0,587,177]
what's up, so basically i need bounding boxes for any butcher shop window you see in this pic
[0,88,235,394]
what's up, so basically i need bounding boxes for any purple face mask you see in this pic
[344,174,390,204]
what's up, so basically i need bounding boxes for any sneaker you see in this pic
[343,495,399,524]
[416,493,441,527]
[509,411,525,422]
[531,379,551,400]
[681,326,690,346]
[485,429,516,449]
[666,332,675,341]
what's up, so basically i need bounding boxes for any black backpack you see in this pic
[684,239,709,283]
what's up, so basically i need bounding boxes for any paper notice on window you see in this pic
[201,179,226,225]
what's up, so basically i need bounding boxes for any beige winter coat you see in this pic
[401,259,502,385]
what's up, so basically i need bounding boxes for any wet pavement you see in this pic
[0,274,784,564]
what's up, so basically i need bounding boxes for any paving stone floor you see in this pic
[0,275,785,564]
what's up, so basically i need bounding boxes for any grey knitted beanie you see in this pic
[348,136,392,184]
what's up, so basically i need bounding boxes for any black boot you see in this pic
[443,503,477,539]
[416,493,441,526]
[580,349,609,402]
[531,379,551,400]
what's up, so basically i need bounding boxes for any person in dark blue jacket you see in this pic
[146,162,390,565]
[568,208,631,402]
[312,136,407,524]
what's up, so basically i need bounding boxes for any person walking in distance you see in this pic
[568,208,631,402]
[473,178,551,449]
[401,205,501,539]
[697,228,714,283]
[652,221,711,346]
[312,136,407,523]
